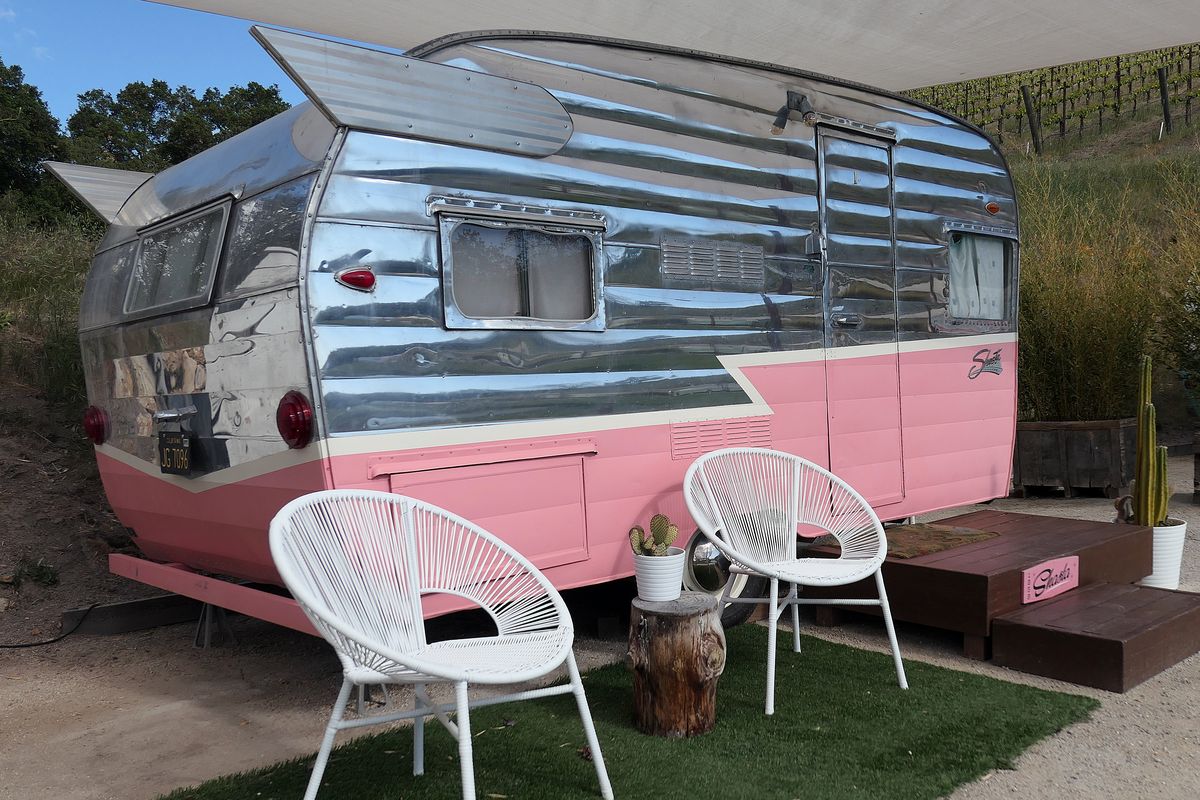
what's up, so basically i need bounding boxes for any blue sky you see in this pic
[1,0,305,126]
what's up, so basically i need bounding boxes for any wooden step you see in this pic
[808,510,1153,658]
[992,582,1200,692]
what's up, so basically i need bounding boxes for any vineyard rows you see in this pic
[904,43,1200,150]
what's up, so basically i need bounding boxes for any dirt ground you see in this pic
[1,388,1198,799]
[0,387,153,642]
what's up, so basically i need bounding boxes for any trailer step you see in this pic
[805,510,1153,659]
[992,582,1200,692]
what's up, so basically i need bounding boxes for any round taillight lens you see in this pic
[276,391,314,449]
[83,405,109,445]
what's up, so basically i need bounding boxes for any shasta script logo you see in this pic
[968,348,1003,379]
[1021,556,1079,604]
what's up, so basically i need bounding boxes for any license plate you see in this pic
[158,431,193,475]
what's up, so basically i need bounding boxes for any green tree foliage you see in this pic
[67,80,289,172]
[0,57,63,197]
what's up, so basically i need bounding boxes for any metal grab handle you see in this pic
[152,405,198,422]
[831,313,864,328]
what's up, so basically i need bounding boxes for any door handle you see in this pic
[831,313,864,328]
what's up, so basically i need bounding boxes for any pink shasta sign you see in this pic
[1022,556,1079,603]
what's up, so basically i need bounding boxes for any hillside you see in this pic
[905,42,1200,157]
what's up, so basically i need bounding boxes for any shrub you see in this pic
[0,210,101,405]
[1015,161,1185,421]
[1158,160,1200,417]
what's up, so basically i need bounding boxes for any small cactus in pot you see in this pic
[630,513,686,601]
[629,513,680,556]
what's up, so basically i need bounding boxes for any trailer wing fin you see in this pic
[41,162,154,223]
[250,26,573,158]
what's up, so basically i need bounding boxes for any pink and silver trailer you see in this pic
[51,27,1019,627]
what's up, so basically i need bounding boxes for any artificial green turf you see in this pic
[159,625,1098,800]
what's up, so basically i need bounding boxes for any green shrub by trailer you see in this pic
[157,626,1098,800]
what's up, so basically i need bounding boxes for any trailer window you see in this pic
[126,203,229,316]
[441,217,604,331]
[79,242,137,331]
[219,174,315,299]
[948,233,1008,321]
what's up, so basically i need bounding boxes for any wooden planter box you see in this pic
[1013,418,1136,498]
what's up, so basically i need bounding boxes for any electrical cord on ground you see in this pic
[0,603,99,648]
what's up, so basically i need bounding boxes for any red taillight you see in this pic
[985,200,1001,215]
[83,405,108,445]
[276,391,314,449]
[335,267,376,292]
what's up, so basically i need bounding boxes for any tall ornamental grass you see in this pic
[0,211,99,404]
[1015,161,1188,421]
[1159,160,1200,416]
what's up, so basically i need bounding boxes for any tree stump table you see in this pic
[627,593,726,737]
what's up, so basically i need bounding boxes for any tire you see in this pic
[681,529,769,628]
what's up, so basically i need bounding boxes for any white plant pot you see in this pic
[1141,518,1188,590]
[633,547,686,602]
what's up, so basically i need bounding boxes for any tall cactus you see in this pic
[1132,355,1170,527]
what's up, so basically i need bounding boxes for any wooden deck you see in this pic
[992,582,1200,692]
[810,509,1153,659]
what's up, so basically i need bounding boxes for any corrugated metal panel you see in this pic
[42,162,152,223]
[251,26,573,157]
[305,36,1013,434]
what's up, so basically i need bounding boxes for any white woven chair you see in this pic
[269,490,614,800]
[683,448,908,714]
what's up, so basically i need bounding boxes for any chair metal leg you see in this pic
[304,678,354,800]
[455,681,475,800]
[413,684,426,777]
[789,583,801,653]
[566,652,614,800]
[766,576,779,715]
[875,570,909,689]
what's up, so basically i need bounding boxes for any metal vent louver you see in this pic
[661,239,765,290]
[670,417,773,460]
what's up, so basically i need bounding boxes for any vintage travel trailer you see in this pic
[50,27,1019,627]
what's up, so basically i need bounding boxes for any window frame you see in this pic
[123,199,231,321]
[438,213,607,332]
[944,225,1016,324]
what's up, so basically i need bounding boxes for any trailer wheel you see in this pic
[681,529,767,628]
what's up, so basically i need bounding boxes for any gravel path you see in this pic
[1,459,1197,799]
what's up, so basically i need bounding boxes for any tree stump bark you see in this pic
[627,593,726,737]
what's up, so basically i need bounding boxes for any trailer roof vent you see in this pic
[661,238,765,291]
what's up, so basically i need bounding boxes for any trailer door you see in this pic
[817,130,904,506]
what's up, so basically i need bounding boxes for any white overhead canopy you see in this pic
[152,0,1200,90]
